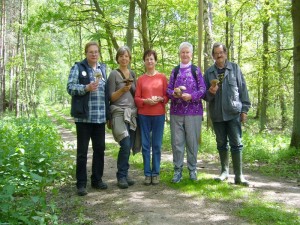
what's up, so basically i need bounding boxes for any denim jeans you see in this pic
[75,122,105,188]
[212,116,243,153]
[139,114,165,177]
[117,124,135,180]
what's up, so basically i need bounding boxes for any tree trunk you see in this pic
[290,0,300,148]
[237,12,243,65]
[203,0,213,72]
[0,0,6,113]
[203,0,214,130]
[276,15,287,130]
[126,0,135,51]
[260,0,270,131]
[198,0,203,71]
[136,0,150,51]
[225,0,234,61]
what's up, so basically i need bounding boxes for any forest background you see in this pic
[1,0,300,146]
[0,0,300,224]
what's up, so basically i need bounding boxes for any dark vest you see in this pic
[70,59,109,119]
[70,59,91,118]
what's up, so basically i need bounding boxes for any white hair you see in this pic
[179,42,193,53]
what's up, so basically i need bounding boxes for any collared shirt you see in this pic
[67,62,106,124]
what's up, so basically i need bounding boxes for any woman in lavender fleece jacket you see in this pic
[167,42,206,183]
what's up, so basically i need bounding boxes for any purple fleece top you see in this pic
[167,65,206,116]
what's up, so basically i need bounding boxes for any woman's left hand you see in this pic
[181,93,191,101]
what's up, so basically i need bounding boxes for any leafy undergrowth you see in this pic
[0,115,75,224]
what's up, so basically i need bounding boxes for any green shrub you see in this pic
[0,116,74,224]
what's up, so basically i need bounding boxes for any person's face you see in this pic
[118,51,130,67]
[144,54,156,70]
[213,46,227,67]
[86,45,99,65]
[180,47,192,64]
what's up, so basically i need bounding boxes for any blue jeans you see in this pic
[139,114,165,177]
[75,122,105,188]
[212,116,243,153]
[117,124,135,180]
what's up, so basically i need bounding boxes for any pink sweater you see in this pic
[135,73,169,116]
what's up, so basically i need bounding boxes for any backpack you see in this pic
[173,64,199,89]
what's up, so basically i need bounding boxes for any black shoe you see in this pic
[127,176,135,186]
[92,180,108,190]
[77,187,88,196]
[117,177,128,189]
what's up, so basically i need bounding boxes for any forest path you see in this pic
[54,113,300,225]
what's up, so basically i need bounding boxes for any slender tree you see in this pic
[126,0,135,51]
[291,0,300,148]
[197,0,203,70]
[136,0,150,51]
[260,0,270,131]
[0,0,6,113]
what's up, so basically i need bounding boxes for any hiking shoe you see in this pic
[189,171,198,181]
[77,187,88,196]
[92,180,108,190]
[127,176,135,186]
[171,171,182,183]
[152,176,159,185]
[144,176,152,186]
[118,177,129,189]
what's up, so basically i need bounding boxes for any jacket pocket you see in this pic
[71,94,89,118]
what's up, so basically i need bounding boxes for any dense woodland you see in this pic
[0,1,300,223]
[0,0,299,148]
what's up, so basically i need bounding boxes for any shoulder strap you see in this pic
[116,69,126,79]
[173,64,199,89]
[173,65,180,81]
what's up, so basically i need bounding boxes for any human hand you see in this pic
[209,79,219,95]
[144,97,158,105]
[86,81,99,92]
[240,113,247,123]
[181,93,191,101]
[107,120,112,129]
[209,85,218,95]
[121,84,131,93]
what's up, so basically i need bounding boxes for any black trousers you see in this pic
[75,122,105,188]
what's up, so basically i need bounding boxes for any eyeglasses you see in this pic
[87,51,99,55]
[214,51,224,56]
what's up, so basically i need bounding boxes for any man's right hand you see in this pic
[86,81,99,92]
[209,85,219,95]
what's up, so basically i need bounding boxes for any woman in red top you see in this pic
[135,50,168,185]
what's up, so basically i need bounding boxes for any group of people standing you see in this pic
[67,40,251,196]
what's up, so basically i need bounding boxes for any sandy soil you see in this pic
[55,118,300,225]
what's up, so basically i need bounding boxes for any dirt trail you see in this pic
[55,116,300,225]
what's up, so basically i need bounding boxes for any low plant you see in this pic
[0,115,75,224]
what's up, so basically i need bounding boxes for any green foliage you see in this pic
[0,115,75,224]
[238,198,300,225]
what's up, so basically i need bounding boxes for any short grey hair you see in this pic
[212,42,227,56]
[179,42,193,53]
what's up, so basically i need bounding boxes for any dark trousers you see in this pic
[116,124,135,180]
[75,122,105,188]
